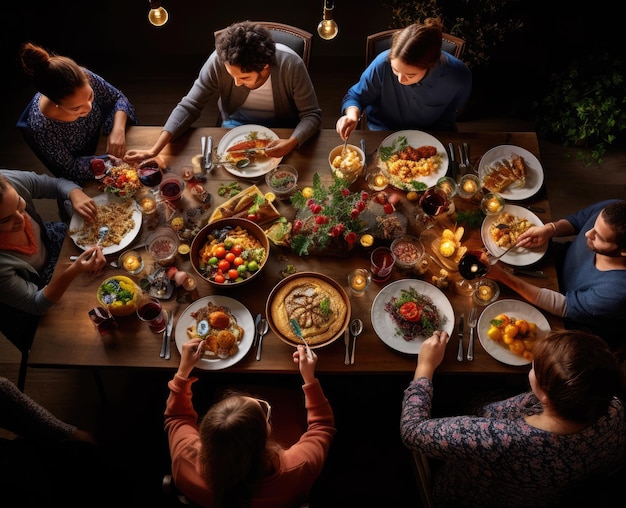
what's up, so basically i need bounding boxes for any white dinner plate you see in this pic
[69,193,142,256]
[478,144,544,200]
[371,279,454,355]
[481,204,547,266]
[377,130,449,190]
[477,299,551,366]
[174,296,255,370]
[216,124,283,178]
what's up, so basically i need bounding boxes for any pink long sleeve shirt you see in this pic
[164,374,335,507]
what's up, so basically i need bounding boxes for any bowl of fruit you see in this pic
[190,218,269,287]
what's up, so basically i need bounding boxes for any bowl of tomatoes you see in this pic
[190,218,269,287]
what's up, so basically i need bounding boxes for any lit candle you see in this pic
[360,234,374,248]
[140,197,156,214]
[463,179,477,194]
[182,275,197,291]
[478,284,493,300]
[488,197,502,213]
[351,274,367,291]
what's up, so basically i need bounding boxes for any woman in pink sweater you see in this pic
[164,339,335,507]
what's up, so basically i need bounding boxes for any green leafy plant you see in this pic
[533,52,626,165]
[382,0,524,69]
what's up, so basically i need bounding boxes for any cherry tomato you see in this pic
[247,213,259,222]
[218,259,231,271]
[213,273,225,284]
[233,256,244,267]
[225,252,236,263]
[227,268,240,280]
[231,244,244,256]
[399,302,422,322]
[214,245,226,258]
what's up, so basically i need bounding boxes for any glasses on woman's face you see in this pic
[255,398,272,421]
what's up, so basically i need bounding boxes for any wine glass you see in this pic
[455,249,491,296]
[137,159,163,194]
[415,186,451,233]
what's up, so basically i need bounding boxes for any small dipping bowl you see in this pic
[473,278,500,306]
[265,165,299,200]
[146,226,180,267]
[390,235,425,271]
[118,250,144,275]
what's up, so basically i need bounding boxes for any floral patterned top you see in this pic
[400,377,626,508]
[18,69,138,185]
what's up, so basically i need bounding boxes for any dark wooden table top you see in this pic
[28,126,562,376]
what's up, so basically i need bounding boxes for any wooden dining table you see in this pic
[28,126,563,378]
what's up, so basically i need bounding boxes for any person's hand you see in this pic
[336,114,359,141]
[414,330,449,380]
[124,149,158,164]
[516,224,552,249]
[264,138,298,158]
[106,131,126,158]
[73,247,107,274]
[68,189,98,222]
[293,344,317,384]
[177,338,204,378]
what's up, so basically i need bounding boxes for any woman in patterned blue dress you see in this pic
[18,43,138,185]
[401,329,625,507]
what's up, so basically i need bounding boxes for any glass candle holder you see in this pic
[436,176,458,198]
[480,192,505,215]
[368,171,389,191]
[473,278,500,306]
[457,174,480,199]
[348,268,372,296]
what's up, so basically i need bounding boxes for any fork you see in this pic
[466,307,478,361]
[457,145,467,176]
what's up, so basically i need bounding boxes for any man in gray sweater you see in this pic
[125,20,321,162]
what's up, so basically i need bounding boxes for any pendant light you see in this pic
[317,0,338,40]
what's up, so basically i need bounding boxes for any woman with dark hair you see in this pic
[164,339,335,507]
[336,18,471,137]
[401,329,626,507]
[18,42,138,185]
[125,20,321,164]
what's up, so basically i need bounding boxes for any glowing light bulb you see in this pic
[148,1,168,27]
[317,0,338,40]
[317,19,338,40]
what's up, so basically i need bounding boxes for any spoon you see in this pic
[212,158,253,169]
[289,319,313,360]
[349,318,364,365]
[88,225,109,259]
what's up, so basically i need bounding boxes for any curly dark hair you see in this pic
[215,21,276,73]
[601,200,626,250]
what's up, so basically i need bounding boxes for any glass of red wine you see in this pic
[455,249,491,296]
[415,186,450,232]
[137,159,163,194]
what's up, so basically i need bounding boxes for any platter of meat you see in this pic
[216,125,283,178]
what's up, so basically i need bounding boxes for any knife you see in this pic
[511,268,549,279]
[456,313,464,361]
[163,310,174,361]
[254,313,261,348]
[447,142,458,180]
[204,136,213,172]
[344,328,350,365]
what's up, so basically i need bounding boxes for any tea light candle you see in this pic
[436,177,457,197]
[458,174,480,199]
[369,173,389,191]
[360,234,374,248]
[478,284,493,300]
[481,192,505,215]
[348,268,371,296]
[462,178,477,194]
[140,196,156,214]
[182,275,197,291]
[351,273,367,291]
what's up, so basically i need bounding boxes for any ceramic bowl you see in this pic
[329,144,365,183]
[190,218,269,288]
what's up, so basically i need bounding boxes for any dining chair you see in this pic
[214,21,312,68]
[411,450,435,508]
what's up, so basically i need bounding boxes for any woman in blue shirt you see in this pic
[336,18,471,138]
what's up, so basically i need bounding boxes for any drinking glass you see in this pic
[455,249,491,296]
[415,186,450,232]
[136,297,167,333]
[370,247,396,283]
[137,159,163,194]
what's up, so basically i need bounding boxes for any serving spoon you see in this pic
[349,318,364,365]
[212,158,253,169]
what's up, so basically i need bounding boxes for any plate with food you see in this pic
[481,204,547,266]
[377,130,448,191]
[175,296,255,370]
[478,145,544,200]
[266,272,351,350]
[477,299,551,366]
[209,185,280,226]
[68,194,142,256]
[371,279,453,355]
[216,125,283,178]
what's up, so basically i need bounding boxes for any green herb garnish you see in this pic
[379,136,408,161]
[319,298,331,317]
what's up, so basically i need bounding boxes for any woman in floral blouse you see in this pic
[18,43,138,185]
[401,329,625,507]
